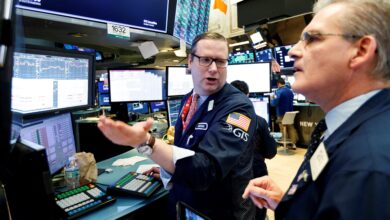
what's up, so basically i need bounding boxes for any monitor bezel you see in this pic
[12,46,95,118]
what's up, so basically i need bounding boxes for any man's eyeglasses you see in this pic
[300,31,362,45]
[191,53,228,68]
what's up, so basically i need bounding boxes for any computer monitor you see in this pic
[109,68,167,102]
[97,80,109,94]
[19,112,77,175]
[228,50,255,64]
[98,93,110,106]
[250,96,270,125]
[255,48,274,62]
[17,0,170,33]
[172,0,211,43]
[150,101,167,113]
[11,48,94,116]
[167,98,182,127]
[227,62,271,93]
[167,66,193,97]
[127,102,149,114]
[274,45,295,69]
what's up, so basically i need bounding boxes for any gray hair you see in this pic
[314,0,390,80]
[190,32,228,60]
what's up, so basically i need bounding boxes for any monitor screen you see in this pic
[250,97,270,125]
[173,0,211,43]
[128,102,149,114]
[16,0,169,33]
[98,93,110,106]
[228,50,255,64]
[97,81,109,94]
[274,45,295,69]
[255,48,274,62]
[63,43,103,61]
[11,48,94,116]
[167,66,193,97]
[151,101,167,113]
[19,113,77,175]
[227,62,271,93]
[109,68,167,102]
[167,98,182,127]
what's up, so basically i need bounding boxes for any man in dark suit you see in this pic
[243,0,390,219]
[231,80,277,220]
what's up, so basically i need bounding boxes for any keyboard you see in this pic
[107,171,162,197]
[55,183,116,219]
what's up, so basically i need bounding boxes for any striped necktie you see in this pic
[184,93,199,129]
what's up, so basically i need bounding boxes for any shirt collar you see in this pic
[324,90,381,139]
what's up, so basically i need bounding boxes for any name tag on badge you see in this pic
[208,100,214,111]
[310,142,329,181]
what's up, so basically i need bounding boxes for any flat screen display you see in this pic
[16,0,169,33]
[255,48,274,62]
[227,62,271,93]
[228,50,255,64]
[109,68,167,102]
[98,93,110,106]
[167,66,193,97]
[127,102,149,114]
[250,96,270,125]
[19,113,77,175]
[173,0,211,43]
[11,48,94,116]
[274,45,295,69]
[167,98,182,127]
[151,101,167,113]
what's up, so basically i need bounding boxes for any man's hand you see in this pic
[242,176,284,210]
[97,116,154,147]
[142,167,161,180]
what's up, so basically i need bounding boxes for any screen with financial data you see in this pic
[228,50,255,64]
[19,113,77,175]
[167,98,182,127]
[227,62,271,93]
[11,48,94,115]
[109,68,167,102]
[274,45,295,69]
[173,0,211,43]
[167,66,193,97]
[255,48,274,62]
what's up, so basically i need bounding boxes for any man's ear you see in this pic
[350,35,377,69]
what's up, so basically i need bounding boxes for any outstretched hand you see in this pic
[97,116,154,147]
[242,176,284,210]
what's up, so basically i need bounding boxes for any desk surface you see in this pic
[79,149,168,220]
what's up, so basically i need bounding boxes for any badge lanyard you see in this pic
[181,95,193,130]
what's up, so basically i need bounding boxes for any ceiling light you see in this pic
[68,32,88,38]
[229,41,250,47]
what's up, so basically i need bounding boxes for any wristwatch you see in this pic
[137,134,156,156]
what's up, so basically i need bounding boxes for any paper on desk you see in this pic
[136,164,160,173]
[112,156,147,166]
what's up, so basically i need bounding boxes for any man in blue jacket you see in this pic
[98,32,257,219]
[243,0,390,219]
[271,78,298,148]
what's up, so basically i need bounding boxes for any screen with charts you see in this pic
[250,97,270,125]
[227,62,271,93]
[228,50,255,64]
[274,45,295,69]
[11,48,94,116]
[19,113,77,175]
[109,68,167,102]
[16,0,169,33]
[167,66,193,97]
[167,98,182,127]
[255,48,274,62]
